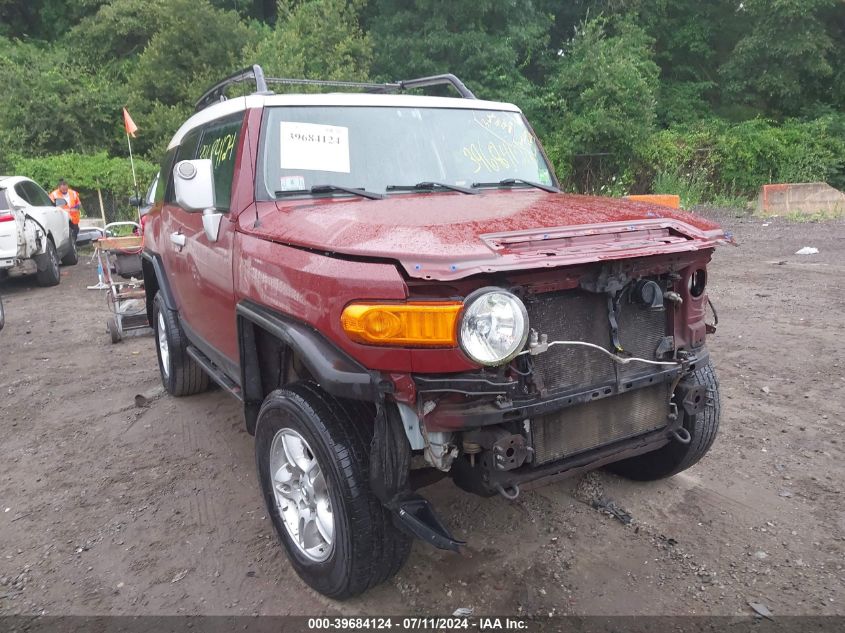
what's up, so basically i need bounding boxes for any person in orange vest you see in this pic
[49,179,81,239]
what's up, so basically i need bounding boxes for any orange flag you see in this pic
[122,107,138,137]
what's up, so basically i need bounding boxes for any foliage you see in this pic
[10,152,157,198]
[713,117,845,194]
[0,37,130,158]
[68,0,167,67]
[719,0,838,117]
[653,167,709,209]
[640,117,845,202]
[248,0,372,81]
[131,0,254,108]
[544,16,660,193]
[365,0,552,110]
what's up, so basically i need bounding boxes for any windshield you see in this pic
[258,106,555,197]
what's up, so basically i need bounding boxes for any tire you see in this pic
[61,233,78,266]
[108,317,121,344]
[255,383,411,599]
[607,360,720,481]
[152,292,209,396]
[35,240,60,287]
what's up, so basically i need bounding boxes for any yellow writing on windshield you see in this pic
[463,113,538,174]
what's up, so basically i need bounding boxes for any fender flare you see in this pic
[236,299,380,434]
[140,250,176,312]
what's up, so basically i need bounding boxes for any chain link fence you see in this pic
[78,190,142,225]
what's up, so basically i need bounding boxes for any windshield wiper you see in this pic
[274,184,383,200]
[385,181,478,195]
[471,178,559,194]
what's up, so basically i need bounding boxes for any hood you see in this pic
[241,190,727,281]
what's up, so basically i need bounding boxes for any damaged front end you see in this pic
[374,251,717,549]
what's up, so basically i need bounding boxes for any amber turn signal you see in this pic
[341,302,462,347]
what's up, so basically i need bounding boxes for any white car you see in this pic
[0,176,78,286]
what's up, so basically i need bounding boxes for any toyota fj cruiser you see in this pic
[142,66,726,599]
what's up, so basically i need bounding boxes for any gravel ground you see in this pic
[0,209,842,617]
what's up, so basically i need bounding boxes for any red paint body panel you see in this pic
[161,207,239,361]
[233,227,479,373]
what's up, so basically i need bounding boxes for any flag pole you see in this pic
[125,130,141,224]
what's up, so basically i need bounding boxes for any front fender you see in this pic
[236,299,380,434]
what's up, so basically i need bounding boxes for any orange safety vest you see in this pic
[49,188,81,225]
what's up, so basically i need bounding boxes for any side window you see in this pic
[14,183,32,205]
[146,172,160,205]
[164,129,201,204]
[197,115,243,211]
[0,190,9,210]
[27,182,54,207]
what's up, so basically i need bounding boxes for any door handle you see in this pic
[170,232,186,247]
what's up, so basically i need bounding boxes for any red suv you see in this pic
[142,66,726,599]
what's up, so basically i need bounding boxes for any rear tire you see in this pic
[255,383,411,599]
[61,233,78,266]
[607,360,720,481]
[35,240,60,287]
[152,292,208,396]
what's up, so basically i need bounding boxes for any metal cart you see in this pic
[91,222,149,343]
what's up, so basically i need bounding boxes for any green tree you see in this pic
[0,0,106,39]
[68,0,167,68]
[247,0,372,81]
[131,0,253,107]
[0,37,129,159]
[720,0,839,117]
[128,0,254,157]
[365,0,553,107]
[545,16,660,189]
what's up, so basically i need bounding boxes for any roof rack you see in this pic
[194,64,476,112]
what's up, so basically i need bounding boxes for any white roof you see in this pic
[0,176,30,187]
[167,92,522,149]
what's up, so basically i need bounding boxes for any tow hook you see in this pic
[495,483,520,500]
[671,427,692,444]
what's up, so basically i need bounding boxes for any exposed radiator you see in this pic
[525,289,668,393]
[531,384,670,464]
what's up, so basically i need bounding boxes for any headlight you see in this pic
[459,289,529,366]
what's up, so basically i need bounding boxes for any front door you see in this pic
[160,114,244,376]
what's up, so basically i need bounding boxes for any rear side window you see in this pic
[197,115,243,211]
[14,183,31,204]
[25,181,53,207]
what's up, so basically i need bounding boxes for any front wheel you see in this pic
[255,383,411,599]
[35,240,60,287]
[607,360,720,481]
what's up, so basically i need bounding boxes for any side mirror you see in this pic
[53,198,64,207]
[128,195,141,207]
[173,159,215,212]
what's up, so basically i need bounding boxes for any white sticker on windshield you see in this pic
[280,175,306,191]
[279,122,350,173]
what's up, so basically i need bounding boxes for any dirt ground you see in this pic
[0,209,842,618]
